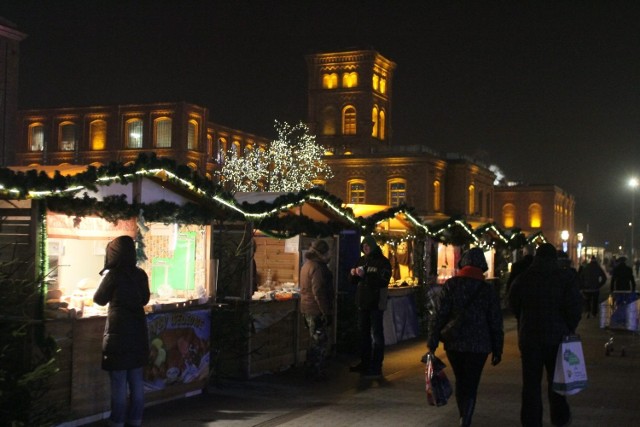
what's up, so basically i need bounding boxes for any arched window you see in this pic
[348,180,366,204]
[187,120,198,150]
[342,72,358,88]
[342,105,356,135]
[154,117,172,148]
[232,141,241,157]
[125,118,143,149]
[529,203,543,228]
[372,74,379,91]
[380,77,387,94]
[217,137,227,163]
[207,134,213,157]
[371,106,379,137]
[433,180,441,212]
[322,106,337,135]
[379,109,386,140]
[468,184,476,214]
[502,203,516,228]
[388,179,407,207]
[59,122,76,151]
[90,120,106,151]
[322,73,338,89]
[28,123,44,151]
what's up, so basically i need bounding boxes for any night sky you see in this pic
[2,1,639,249]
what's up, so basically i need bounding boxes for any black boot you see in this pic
[460,397,476,426]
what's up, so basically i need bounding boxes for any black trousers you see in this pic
[446,350,488,413]
[582,290,599,316]
[519,343,571,427]
[357,308,385,372]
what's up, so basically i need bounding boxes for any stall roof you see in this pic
[346,204,424,233]
[8,164,93,177]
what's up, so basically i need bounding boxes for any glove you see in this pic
[491,353,502,366]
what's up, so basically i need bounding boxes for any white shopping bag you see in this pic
[552,335,588,396]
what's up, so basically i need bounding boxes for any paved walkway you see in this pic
[101,307,640,427]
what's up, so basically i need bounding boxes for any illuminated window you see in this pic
[59,122,76,151]
[379,109,386,140]
[207,134,213,156]
[232,141,241,157]
[312,180,326,191]
[244,143,253,154]
[433,181,441,211]
[217,137,227,162]
[28,123,44,151]
[90,120,106,150]
[502,203,516,228]
[187,120,198,150]
[342,106,356,135]
[372,106,378,137]
[322,73,338,89]
[125,119,143,149]
[380,78,387,94]
[342,72,358,88]
[372,74,379,91]
[322,106,337,135]
[529,203,543,228]
[154,117,172,148]
[348,180,366,204]
[468,185,475,214]
[389,180,407,207]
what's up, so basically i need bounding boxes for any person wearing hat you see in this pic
[300,239,334,380]
[508,243,582,427]
[348,235,392,379]
[426,247,504,426]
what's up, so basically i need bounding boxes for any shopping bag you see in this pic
[424,353,453,406]
[552,334,588,395]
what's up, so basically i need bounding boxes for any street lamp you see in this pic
[561,230,569,253]
[629,177,638,259]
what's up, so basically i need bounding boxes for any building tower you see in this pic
[0,18,26,166]
[305,49,396,156]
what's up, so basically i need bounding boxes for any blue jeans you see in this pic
[357,308,385,373]
[109,367,144,427]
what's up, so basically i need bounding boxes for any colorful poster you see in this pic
[144,309,210,391]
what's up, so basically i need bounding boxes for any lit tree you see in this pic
[218,120,333,192]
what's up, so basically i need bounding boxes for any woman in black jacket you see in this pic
[94,235,150,427]
[427,247,504,427]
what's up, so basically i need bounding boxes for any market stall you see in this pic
[211,191,353,378]
[4,163,224,425]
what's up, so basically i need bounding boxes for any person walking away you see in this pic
[609,256,637,320]
[349,235,392,379]
[508,243,582,427]
[634,258,640,277]
[579,256,607,318]
[506,244,534,296]
[426,247,504,426]
[93,235,150,427]
[299,239,334,380]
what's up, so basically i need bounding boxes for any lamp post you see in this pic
[561,230,569,253]
[629,178,638,259]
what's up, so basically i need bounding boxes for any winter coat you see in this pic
[508,257,582,349]
[93,236,150,371]
[610,262,636,293]
[299,251,334,317]
[427,267,504,355]
[350,245,392,311]
[579,260,607,292]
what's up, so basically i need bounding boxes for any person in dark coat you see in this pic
[299,239,334,379]
[427,247,504,427]
[610,256,636,294]
[579,256,607,318]
[94,235,150,427]
[348,235,392,379]
[508,243,582,427]
[506,244,534,295]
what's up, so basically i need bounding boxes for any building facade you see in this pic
[0,18,26,166]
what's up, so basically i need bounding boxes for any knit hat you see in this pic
[535,243,557,260]
[458,247,488,272]
[310,239,330,255]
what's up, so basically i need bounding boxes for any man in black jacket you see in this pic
[349,235,392,379]
[508,243,582,427]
